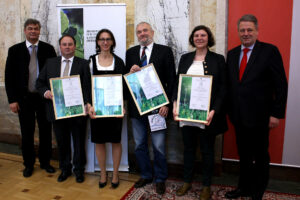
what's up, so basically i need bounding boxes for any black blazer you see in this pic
[226,40,288,127]
[5,41,56,103]
[125,43,176,118]
[173,50,228,135]
[36,56,92,122]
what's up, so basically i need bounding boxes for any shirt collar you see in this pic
[61,56,74,63]
[26,40,39,48]
[141,42,154,52]
[241,42,255,51]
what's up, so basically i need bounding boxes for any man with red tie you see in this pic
[225,14,288,200]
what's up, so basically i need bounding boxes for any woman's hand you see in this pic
[87,104,96,119]
[204,110,215,126]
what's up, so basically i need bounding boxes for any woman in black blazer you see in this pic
[173,25,227,200]
[87,29,125,189]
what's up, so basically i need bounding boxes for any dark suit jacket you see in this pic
[125,43,176,118]
[5,41,56,103]
[172,50,228,135]
[36,56,92,122]
[226,40,288,127]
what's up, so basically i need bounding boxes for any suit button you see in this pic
[204,66,207,68]
[205,70,208,74]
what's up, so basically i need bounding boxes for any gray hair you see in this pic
[237,14,258,30]
[136,22,153,31]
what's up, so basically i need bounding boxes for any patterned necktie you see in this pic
[63,60,70,77]
[239,48,250,81]
[140,46,147,67]
[28,45,37,92]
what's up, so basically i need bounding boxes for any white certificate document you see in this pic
[62,77,83,107]
[103,76,122,106]
[189,77,210,110]
[148,113,167,132]
[136,66,163,100]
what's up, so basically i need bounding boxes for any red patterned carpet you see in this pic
[121,179,300,200]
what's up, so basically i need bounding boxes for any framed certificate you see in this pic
[92,74,124,118]
[50,75,85,120]
[176,74,213,123]
[124,63,169,115]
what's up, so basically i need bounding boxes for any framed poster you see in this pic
[124,64,169,115]
[92,74,124,118]
[176,74,213,123]
[50,75,85,120]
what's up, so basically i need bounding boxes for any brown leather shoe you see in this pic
[176,183,192,196]
[200,186,211,200]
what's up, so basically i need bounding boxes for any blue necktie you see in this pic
[141,46,147,67]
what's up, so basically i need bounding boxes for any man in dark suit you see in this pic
[126,22,176,194]
[5,18,57,177]
[225,14,288,200]
[36,34,91,183]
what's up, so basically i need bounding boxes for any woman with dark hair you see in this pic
[173,25,227,200]
[88,29,124,189]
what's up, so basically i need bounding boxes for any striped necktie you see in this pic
[140,46,147,67]
[28,45,37,92]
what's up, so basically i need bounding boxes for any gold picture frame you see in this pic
[176,74,213,123]
[91,74,124,118]
[50,75,85,120]
[124,63,169,115]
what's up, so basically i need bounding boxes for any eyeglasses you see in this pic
[98,38,112,42]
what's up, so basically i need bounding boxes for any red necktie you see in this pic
[141,46,147,66]
[239,48,250,81]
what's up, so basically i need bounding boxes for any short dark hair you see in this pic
[24,18,41,29]
[95,29,116,53]
[189,25,215,48]
[59,34,76,45]
[238,14,258,30]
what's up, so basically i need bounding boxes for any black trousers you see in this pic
[18,92,52,168]
[235,123,270,197]
[181,126,216,186]
[53,116,87,173]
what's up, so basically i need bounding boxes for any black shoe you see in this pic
[99,180,107,188]
[75,173,84,183]
[252,193,263,200]
[111,181,119,189]
[225,188,252,199]
[111,175,119,189]
[57,171,72,182]
[23,167,33,177]
[134,178,152,188]
[156,182,166,195]
[40,164,56,173]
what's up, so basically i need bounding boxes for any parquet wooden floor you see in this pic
[0,152,138,200]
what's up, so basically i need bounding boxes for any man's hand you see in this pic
[269,116,280,129]
[204,110,215,126]
[173,101,178,121]
[159,106,169,118]
[9,102,20,113]
[130,64,141,73]
[44,90,53,99]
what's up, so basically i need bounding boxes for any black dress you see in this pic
[90,54,125,144]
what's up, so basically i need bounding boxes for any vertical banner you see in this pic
[57,4,127,172]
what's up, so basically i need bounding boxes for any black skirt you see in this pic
[90,118,123,144]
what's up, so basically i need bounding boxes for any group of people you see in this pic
[5,14,287,200]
